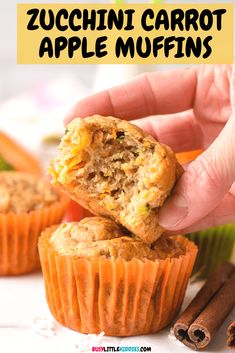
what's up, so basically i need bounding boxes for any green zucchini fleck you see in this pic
[146,203,151,211]
[116,131,125,140]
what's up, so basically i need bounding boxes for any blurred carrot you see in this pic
[0,131,42,175]
[64,199,85,222]
[64,199,94,222]
[176,149,203,165]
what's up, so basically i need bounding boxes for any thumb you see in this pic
[159,115,235,230]
[231,64,235,112]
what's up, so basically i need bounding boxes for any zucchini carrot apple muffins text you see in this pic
[50,115,182,243]
[39,217,197,336]
[0,171,68,275]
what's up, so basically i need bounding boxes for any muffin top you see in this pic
[48,217,185,261]
[0,171,59,214]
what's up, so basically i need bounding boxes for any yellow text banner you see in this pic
[17,3,234,64]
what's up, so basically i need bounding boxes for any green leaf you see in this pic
[0,155,14,171]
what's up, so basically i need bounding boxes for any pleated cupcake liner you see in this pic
[186,223,235,279]
[39,231,197,336]
[0,196,68,275]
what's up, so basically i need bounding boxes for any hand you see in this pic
[65,65,235,234]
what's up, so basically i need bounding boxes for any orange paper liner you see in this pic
[0,196,68,275]
[39,232,197,336]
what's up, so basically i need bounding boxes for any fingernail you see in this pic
[159,193,188,229]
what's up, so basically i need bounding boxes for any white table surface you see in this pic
[0,274,234,353]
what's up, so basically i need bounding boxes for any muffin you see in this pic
[49,115,182,243]
[0,171,68,275]
[186,223,235,278]
[39,216,197,336]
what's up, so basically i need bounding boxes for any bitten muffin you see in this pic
[0,171,68,275]
[39,216,197,336]
[50,115,182,243]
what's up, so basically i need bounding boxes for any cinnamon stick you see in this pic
[174,262,235,350]
[227,321,235,348]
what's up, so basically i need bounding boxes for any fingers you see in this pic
[159,114,235,231]
[65,68,197,125]
[132,110,202,153]
[179,185,235,234]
